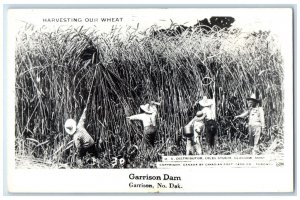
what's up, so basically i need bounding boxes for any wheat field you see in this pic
[15,24,284,169]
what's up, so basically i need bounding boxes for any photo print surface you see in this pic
[6,8,294,193]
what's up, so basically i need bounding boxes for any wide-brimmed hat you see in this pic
[140,103,156,114]
[199,96,213,107]
[196,111,204,117]
[64,119,77,135]
[246,93,260,102]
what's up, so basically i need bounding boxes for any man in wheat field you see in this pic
[185,111,205,155]
[64,108,97,159]
[234,93,266,154]
[197,96,217,154]
[126,101,161,149]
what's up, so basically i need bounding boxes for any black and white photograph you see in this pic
[5,7,294,193]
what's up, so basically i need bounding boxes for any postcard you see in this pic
[5,8,294,193]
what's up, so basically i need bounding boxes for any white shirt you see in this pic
[128,112,157,127]
[202,106,215,120]
[239,107,265,127]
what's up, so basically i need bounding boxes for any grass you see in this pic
[15,24,284,168]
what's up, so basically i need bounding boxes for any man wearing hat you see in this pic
[126,101,161,148]
[185,111,205,155]
[197,96,218,152]
[234,93,266,154]
[64,108,97,159]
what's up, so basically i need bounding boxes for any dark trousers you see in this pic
[78,144,98,158]
[143,126,157,147]
[205,120,217,147]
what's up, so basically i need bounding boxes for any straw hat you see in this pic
[140,103,156,114]
[246,93,260,102]
[199,96,213,107]
[64,119,77,135]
